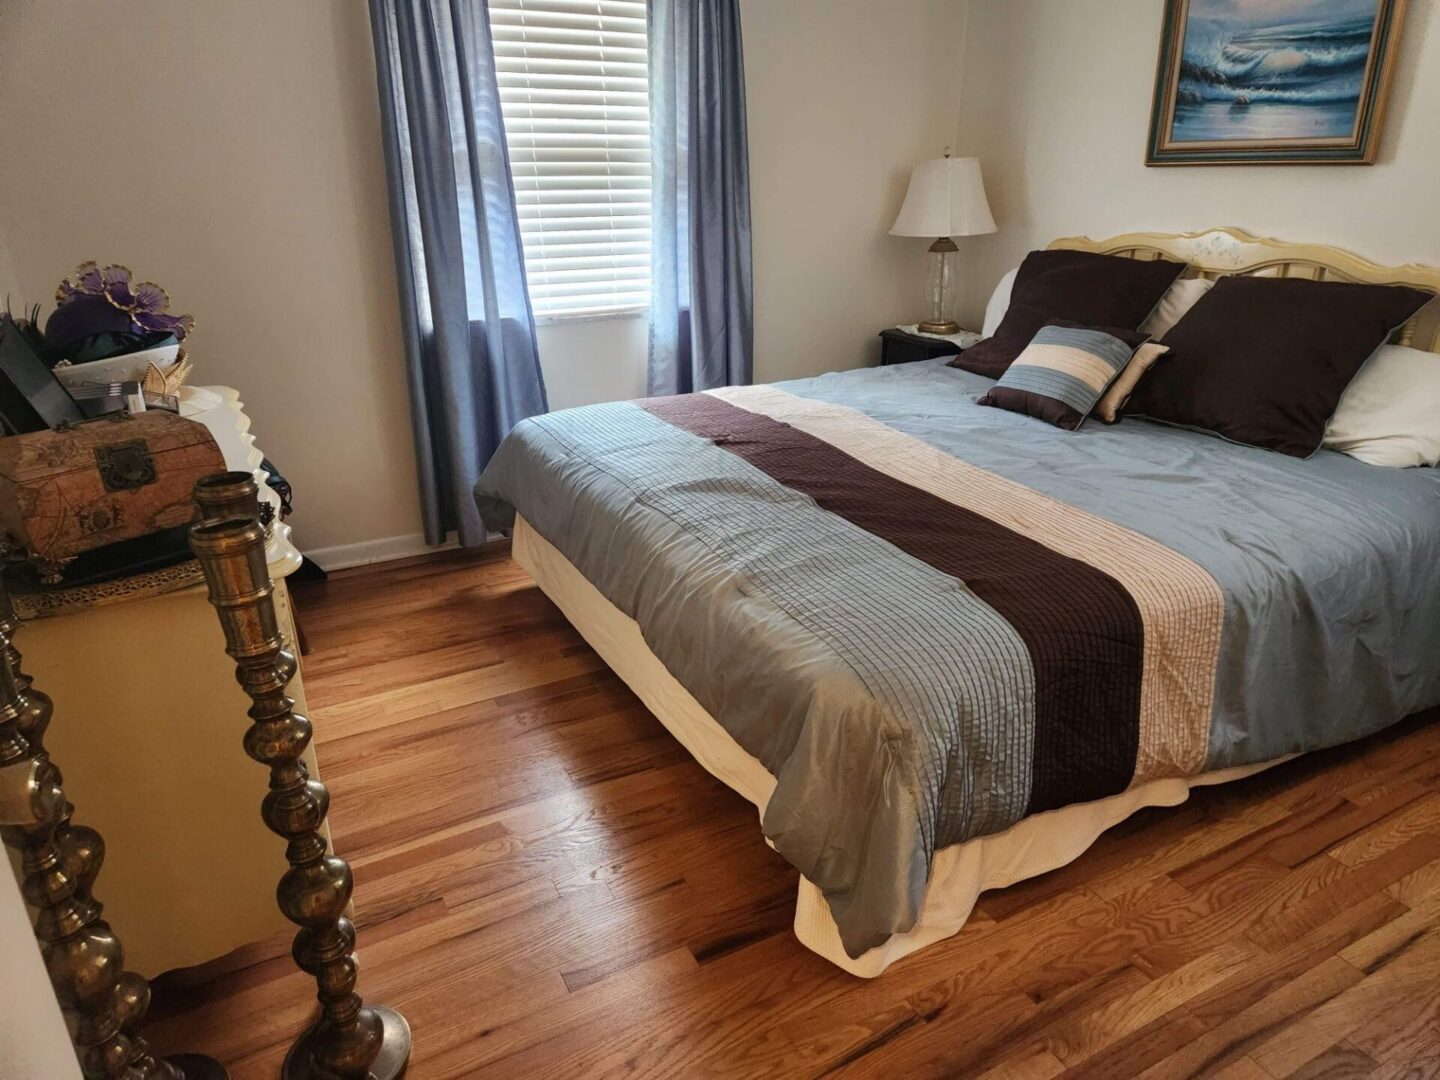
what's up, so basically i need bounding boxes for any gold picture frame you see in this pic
[1147,0,1407,166]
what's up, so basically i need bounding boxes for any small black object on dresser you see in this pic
[0,314,85,433]
[878,327,968,366]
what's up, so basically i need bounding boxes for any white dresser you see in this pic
[15,387,326,976]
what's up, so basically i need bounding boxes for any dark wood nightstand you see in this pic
[878,327,978,366]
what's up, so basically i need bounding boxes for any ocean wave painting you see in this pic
[1148,0,1406,164]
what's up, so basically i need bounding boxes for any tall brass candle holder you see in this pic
[193,470,276,531]
[0,581,227,1079]
[188,477,410,1080]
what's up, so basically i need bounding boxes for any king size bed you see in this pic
[474,228,1440,977]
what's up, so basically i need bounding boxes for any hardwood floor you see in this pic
[148,545,1440,1078]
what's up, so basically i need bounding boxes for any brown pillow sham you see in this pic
[1126,275,1432,458]
[951,249,1184,379]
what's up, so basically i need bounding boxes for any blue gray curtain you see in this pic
[370,0,547,547]
[647,0,754,396]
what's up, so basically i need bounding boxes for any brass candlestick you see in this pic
[0,582,227,1080]
[193,470,276,532]
[188,487,409,1080]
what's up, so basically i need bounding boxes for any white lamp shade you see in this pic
[890,156,996,239]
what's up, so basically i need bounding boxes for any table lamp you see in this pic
[891,153,996,335]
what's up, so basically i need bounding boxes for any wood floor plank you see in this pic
[825,985,1041,1078]
[142,548,1440,1079]
[1245,835,1440,952]
[1137,956,1365,1080]
[1205,1057,1275,1080]
[1329,793,1440,868]
[1052,1008,1212,1080]
[1386,855,1440,907]
[1284,1042,1380,1080]
[1182,889,1407,1030]
[1345,978,1440,1076]
[1045,938,1260,1066]
[977,1045,1068,1080]
[1249,921,1440,1075]
[1368,1046,1440,1080]
[814,958,1148,1077]
[1170,783,1428,893]
[1133,854,1346,973]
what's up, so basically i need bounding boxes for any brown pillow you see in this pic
[1126,275,1433,458]
[951,249,1184,379]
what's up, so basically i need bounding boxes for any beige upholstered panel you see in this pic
[1049,227,1440,352]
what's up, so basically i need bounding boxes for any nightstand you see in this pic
[879,326,981,365]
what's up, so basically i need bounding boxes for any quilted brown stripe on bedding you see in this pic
[640,391,1146,814]
[709,384,1225,785]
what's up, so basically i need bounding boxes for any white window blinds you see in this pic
[489,0,651,319]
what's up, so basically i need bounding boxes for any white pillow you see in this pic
[1141,276,1214,339]
[1325,344,1440,468]
[982,268,1018,337]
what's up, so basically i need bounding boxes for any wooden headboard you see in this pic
[1049,227,1440,352]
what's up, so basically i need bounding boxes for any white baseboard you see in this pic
[304,532,457,572]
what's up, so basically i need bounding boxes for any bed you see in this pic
[474,228,1440,977]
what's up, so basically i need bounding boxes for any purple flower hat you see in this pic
[45,262,195,364]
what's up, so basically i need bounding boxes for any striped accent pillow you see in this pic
[977,321,1151,430]
[1095,341,1171,424]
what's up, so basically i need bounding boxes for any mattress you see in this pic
[477,359,1440,962]
[515,514,1282,977]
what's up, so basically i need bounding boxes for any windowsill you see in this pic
[535,306,648,327]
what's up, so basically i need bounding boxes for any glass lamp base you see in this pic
[922,238,960,336]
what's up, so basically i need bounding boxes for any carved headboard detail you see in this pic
[1049,227,1440,352]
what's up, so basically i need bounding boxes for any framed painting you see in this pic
[1148,0,1407,165]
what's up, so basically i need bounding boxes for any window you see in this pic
[489,0,651,319]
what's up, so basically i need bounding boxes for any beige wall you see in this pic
[0,226,17,303]
[953,0,1440,324]
[742,0,970,380]
[0,0,422,559]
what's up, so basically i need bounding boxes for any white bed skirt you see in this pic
[513,515,1281,978]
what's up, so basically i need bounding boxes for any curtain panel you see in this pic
[370,0,548,547]
[647,0,754,396]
